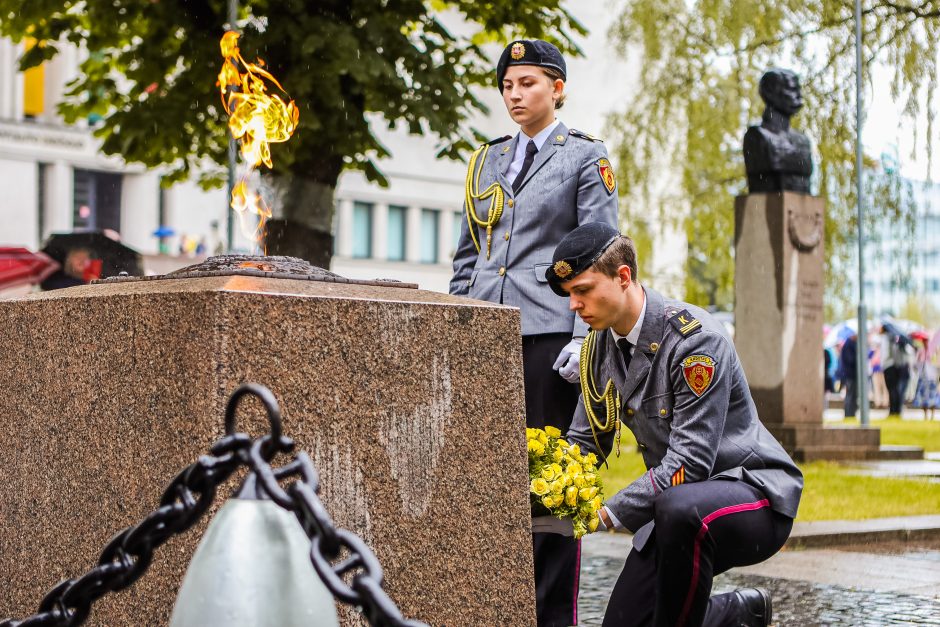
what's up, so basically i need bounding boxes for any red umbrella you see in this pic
[0,247,60,290]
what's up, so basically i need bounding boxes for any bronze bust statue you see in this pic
[743,69,812,194]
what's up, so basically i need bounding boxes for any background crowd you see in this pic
[827,320,940,420]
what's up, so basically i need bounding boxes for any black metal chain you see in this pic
[2,383,427,627]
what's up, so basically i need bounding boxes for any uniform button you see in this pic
[508,199,514,208]
[659,408,667,416]
[638,443,647,451]
[626,408,634,416]
[504,231,510,241]
[498,267,506,276]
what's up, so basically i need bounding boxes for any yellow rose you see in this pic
[568,444,581,457]
[579,486,598,501]
[573,475,586,489]
[585,453,598,465]
[552,448,565,463]
[552,494,565,507]
[557,438,570,448]
[566,462,583,476]
[545,425,562,439]
[542,495,555,509]
[563,474,573,487]
[538,431,549,445]
[591,496,603,511]
[527,439,545,455]
[551,463,563,476]
[531,478,550,496]
[588,515,600,532]
[565,486,579,507]
[526,428,538,441]
[541,466,556,481]
[550,479,565,495]
[583,473,596,486]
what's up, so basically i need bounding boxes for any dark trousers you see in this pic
[523,333,582,627]
[602,481,793,627]
[843,374,858,417]
[884,366,909,414]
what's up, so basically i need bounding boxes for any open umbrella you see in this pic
[880,318,915,348]
[40,231,142,284]
[824,319,858,347]
[0,247,60,290]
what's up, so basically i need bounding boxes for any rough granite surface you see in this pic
[0,276,535,626]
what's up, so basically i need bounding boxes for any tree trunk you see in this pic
[261,171,337,270]
[264,220,333,269]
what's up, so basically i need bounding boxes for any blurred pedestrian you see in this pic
[839,333,859,419]
[823,346,835,394]
[870,339,888,409]
[881,325,913,419]
[911,336,939,421]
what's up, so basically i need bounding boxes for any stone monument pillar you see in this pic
[737,70,882,461]
[735,191,826,426]
[0,258,537,625]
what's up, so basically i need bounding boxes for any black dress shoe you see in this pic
[733,587,772,627]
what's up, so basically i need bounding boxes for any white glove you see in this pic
[552,338,584,383]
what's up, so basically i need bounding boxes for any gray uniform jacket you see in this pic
[449,123,619,336]
[567,287,803,533]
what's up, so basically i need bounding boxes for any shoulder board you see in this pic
[569,129,603,142]
[667,309,702,337]
[482,135,512,147]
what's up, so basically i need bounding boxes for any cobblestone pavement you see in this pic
[578,537,940,626]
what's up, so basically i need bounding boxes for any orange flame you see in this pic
[218,31,299,248]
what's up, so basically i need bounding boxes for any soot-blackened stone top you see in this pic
[743,69,813,195]
[95,254,417,289]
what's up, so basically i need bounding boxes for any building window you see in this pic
[352,201,373,258]
[73,169,123,232]
[387,205,406,261]
[452,211,463,253]
[420,209,440,264]
[37,163,47,240]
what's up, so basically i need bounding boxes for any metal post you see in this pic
[225,0,239,253]
[855,0,870,426]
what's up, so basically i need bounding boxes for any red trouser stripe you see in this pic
[675,499,771,627]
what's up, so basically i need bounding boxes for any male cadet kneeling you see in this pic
[546,223,803,627]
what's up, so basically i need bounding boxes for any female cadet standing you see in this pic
[449,39,619,627]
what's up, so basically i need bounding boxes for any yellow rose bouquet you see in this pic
[527,426,604,539]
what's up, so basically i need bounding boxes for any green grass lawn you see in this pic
[837,416,940,452]
[597,421,940,522]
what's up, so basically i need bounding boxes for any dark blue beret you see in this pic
[546,222,621,296]
[496,40,567,92]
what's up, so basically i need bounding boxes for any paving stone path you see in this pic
[578,537,940,626]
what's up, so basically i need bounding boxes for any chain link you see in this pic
[2,383,427,627]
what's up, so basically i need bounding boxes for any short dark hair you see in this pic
[592,235,638,281]
[542,67,566,110]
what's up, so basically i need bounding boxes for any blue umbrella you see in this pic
[152,225,175,238]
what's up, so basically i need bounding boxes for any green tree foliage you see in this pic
[0,0,584,265]
[608,0,933,314]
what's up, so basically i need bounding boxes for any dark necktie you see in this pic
[512,140,538,193]
[617,338,633,371]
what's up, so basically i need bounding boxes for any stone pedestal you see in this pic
[0,276,536,625]
[734,192,881,461]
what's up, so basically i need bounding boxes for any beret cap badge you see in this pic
[553,260,573,279]
[510,42,526,60]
